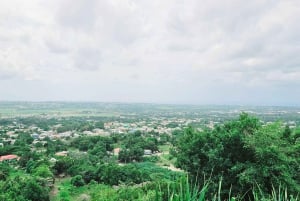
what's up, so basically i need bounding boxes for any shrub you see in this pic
[71,175,85,187]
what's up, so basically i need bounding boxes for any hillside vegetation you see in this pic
[0,112,299,200]
[174,113,300,200]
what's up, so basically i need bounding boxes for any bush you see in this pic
[71,175,85,187]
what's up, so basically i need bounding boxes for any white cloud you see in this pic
[0,0,299,105]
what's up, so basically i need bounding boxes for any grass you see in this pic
[154,177,299,201]
[157,144,176,166]
[158,144,171,152]
[50,176,299,201]
[51,179,147,201]
[252,184,299,201]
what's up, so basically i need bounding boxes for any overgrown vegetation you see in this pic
[173,113,300,199]
[1,105,299,200]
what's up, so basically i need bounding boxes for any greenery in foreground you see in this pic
[52,176,299,201]
[0,113,299,200]
[174,113,300,200]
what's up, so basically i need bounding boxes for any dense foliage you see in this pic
[0,167,50,201]
[174,113,300,199]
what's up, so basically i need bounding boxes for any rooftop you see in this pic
[0,154,19,162]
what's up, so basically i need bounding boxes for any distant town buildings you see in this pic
[55,151,69,157]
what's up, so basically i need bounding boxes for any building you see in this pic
[0,154,20,162]
[55,151,69,157]
[144,149,152,155]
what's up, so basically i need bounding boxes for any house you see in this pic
[59,131,72,138]
[31,133,39,140]
[55,151,68,157]
[83,131,93,135]
[0,154,20,162]
[144,149,152,155]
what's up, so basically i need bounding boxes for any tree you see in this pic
[22,178,50,201]
[71,175,85,187]
[52,157,73,175]
[19,151,41,168]
[174,113,300,198]
[118,146,143,163]
[0,176,50,201]
[33,165,53,178]
[0,163,10,181]
[244,122,300,194]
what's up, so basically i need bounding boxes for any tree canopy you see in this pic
[174,113,300,199]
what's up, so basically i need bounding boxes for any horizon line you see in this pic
[0,100,299,108]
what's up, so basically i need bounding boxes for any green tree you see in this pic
[52,157,74,175]
[22,178,50,201]
[71,175,85,187]
[174,113,300,198]
[33,165,53,178]
[118,146,143,163]
[0,163,11,181]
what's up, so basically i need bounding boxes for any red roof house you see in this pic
[0,154,20,162]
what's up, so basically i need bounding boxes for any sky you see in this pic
[0,0,300,106]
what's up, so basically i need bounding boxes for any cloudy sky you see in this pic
[0,0,300,106]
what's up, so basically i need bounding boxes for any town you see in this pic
[1,102,300,201]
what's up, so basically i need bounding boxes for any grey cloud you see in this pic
[57,0,98,31]
[0,70,15,80]
[129,73,139,80]
[45,40,70,54]
[45,39,70,54]
[56,0,144,46]
[0,0,300,105]
[174,1,300,84]
[73,48,102,71]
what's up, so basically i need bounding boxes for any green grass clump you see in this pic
[152,176,299,201]
[51,176,299,201]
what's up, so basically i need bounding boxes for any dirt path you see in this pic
[165,164,183,172]
[49,184,59,200]
[49,177,69,200]
[155,150,183,172]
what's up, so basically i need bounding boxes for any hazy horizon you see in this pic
[0,100,299,108]
[1,1,300,106]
